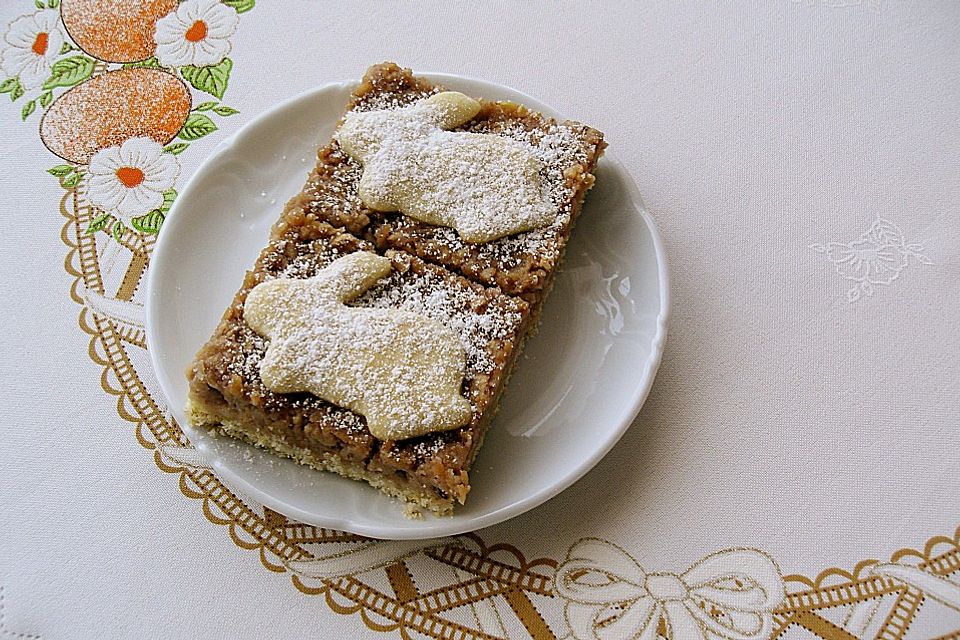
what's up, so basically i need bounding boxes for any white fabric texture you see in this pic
[0,1,957,638]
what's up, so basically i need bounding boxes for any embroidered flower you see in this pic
[153,0,239,68]
[86,137,179,224]
[826,233,906,285]
[0,9,64,89]
[811,218,931,303]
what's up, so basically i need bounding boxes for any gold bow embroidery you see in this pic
[553,539,785,640]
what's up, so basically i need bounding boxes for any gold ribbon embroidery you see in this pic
[553,539,785,640]
[869,563,960,612]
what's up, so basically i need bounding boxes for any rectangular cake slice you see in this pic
[300,63,606,302]
[186,62,605,514]
[187,224,531,513]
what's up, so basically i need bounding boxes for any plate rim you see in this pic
[145,71,671,539]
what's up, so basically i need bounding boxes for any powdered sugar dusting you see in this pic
[336,92,557,243]
[275,241,341,279]
[297,91,595,273]
[352,85,438,113]
[354,261,523,378]
[243,252,472,440]
[301,148,366,221]
[447,118,589,263]
[220,241,524,441]
[372,113,590,270]
[409,437,448,459]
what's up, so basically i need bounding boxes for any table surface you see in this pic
[0,1,957,638]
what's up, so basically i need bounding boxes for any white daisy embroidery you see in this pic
[1,9,64,89]
[153,0,239,68]
[86,137,179,224]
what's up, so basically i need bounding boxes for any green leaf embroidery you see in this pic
[222,0,255,12]
[192,101,217,111]
[21,100,36,120]
[48,0,60,7]
[177,113,217,140]
[42,55,95,90]
[39,90,53,108]
[163,142,189,155]
[35,0,43,9]
[121,57,160,69]
[47,164,75,177]
[9,80,24,102]
[0,78,17,93]
[61,172,83,188]
[59,41,74,55]
[160,189,177,212]
[85,213,111,235]
[112,221,125,242]
[212,105,239,116]
[130,210,165,234]
[180,58,232,99]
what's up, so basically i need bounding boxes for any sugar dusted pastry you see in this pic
[186,63,605,514]
[244,251,472,440]
[337,91,556,243]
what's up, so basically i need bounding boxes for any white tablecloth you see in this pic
[1,1,957,638]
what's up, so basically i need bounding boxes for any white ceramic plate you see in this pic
[146,73,670,539]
